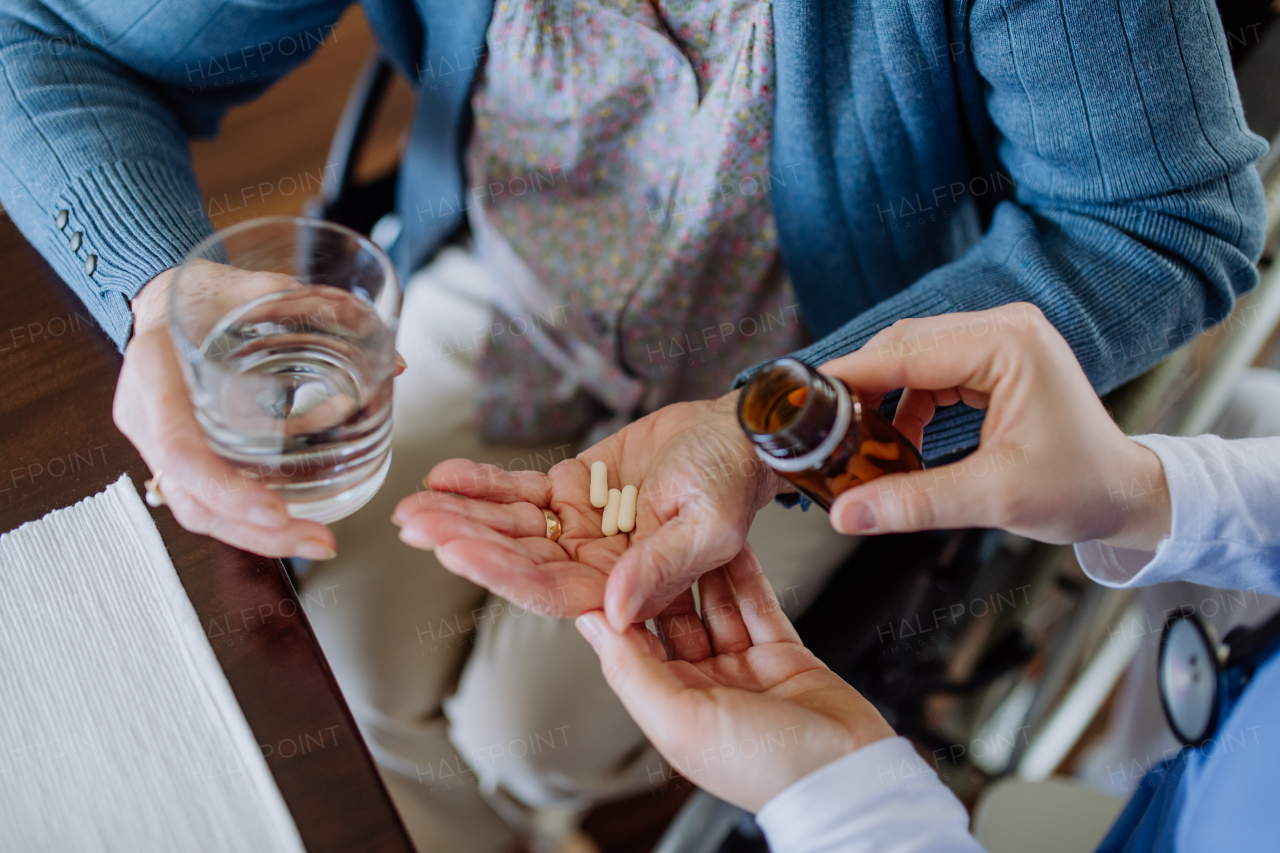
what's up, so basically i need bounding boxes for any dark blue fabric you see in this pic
[1095,754,1187,853]
[0,0,1267,460]
[1172,642,1280,850]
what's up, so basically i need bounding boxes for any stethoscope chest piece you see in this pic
[1158,615,1223,747]
[1159,608,1280,748]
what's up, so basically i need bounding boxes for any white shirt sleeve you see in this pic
[755,737,987,853]
[1073,434,1280,594]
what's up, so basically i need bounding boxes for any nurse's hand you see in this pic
[115,267,342,559]
[821,303,1172,551]
[575,546,894,813]
[393,391,788,626]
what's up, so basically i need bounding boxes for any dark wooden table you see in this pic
[0,211,414,853]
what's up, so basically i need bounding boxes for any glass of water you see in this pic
[169,217,400,524]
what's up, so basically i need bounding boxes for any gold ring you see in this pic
[144,470,167,508]
[543,509,562,542]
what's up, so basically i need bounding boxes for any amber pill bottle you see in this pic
[737,357,923,511]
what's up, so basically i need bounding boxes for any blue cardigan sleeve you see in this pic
[0,0,348,348]
[774,0,1268,462]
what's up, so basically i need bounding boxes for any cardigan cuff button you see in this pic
[55,209,69,229]
[69,231,82,252]
[84,254,97,276]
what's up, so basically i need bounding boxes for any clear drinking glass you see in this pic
[170,217,400,523]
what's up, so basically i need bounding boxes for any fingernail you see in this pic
[248,505,289,529]
[837,501,876,533]
[421,476,433,489]
[296,538,336,561]
[394,352,407,375]
[390,514,403,527]
[575,614,602,650]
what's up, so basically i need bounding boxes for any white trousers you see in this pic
[301,248,858,853]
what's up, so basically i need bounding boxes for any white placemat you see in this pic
[0,474,307,853]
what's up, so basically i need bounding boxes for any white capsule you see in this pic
[601,488,622,536]
[617,484,638,533]
[590,460,609,508]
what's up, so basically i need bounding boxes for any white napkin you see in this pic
[0,474,306,853]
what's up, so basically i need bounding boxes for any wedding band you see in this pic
[144,470,167,508]
[543,509,562,542]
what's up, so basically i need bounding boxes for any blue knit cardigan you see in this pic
[0,0,1266,459]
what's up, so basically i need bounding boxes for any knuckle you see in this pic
[896,489,936,531]
[111,389,142,438]
[169,497,212,536]
[202,514,232,543]
[111,403,134,437]
[1004,303,1049,338]
[203,515,260,552]
[598,654,627,688]
[1014,301,1047,323]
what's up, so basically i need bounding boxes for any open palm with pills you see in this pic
[393,393,788,627]
[392,452,626,618]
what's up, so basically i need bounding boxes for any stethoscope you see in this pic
[1158,608,1280,747]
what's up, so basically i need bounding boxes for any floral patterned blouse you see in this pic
[468,0,807,443]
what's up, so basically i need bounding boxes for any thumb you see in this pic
[575,612,689,735]
[604,514,739,630]
[829,458,997,535]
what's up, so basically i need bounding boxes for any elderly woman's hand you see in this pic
[392,391,789,627]
[116,266,340,559]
